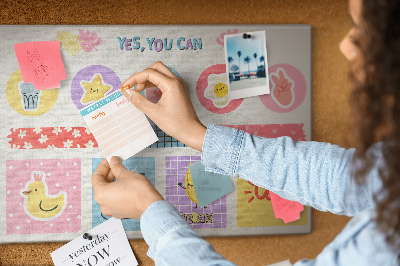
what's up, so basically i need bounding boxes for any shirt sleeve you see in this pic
[201,124,384,216]
[140,200,237,266]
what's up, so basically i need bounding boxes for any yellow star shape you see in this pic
[80,74,112,104]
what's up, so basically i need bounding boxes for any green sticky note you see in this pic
[189,161,233,208]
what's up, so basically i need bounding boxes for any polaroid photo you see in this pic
[224,30,270,100]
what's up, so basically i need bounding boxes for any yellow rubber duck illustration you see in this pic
[20,171,67,221]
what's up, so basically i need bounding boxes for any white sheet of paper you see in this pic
[51,218,138,266]
[80,90,158,162]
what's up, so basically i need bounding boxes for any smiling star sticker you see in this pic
[81,74,112,104]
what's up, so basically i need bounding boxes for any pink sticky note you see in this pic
[14,41,66,90]
[270,191,304,224]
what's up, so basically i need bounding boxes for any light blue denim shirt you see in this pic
[140,124,399,265]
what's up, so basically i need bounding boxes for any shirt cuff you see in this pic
[140,200,192,260]
[201,124,245,176]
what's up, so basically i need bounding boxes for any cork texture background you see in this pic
[0,0,353,265]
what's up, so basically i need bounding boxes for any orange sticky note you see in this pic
[14,41,66,90]
[270,191,304,224]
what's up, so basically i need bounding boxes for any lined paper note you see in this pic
[80,90,158,162]
[14,41,66,90]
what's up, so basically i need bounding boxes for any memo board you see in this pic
[0,25,312,243]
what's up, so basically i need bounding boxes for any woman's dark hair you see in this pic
[349,0,400,255]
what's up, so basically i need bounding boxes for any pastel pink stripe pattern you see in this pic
[7,127,98,149]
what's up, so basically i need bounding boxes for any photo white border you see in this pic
[224,30,270,100]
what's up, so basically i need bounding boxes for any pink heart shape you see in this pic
[153,89,162,98]
[146,87,162,103]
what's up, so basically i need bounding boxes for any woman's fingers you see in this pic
[121,68,176,93]
[109,156,130,178]
[119,61,205,151]
[91,159,111,193]
[147,61,179,80]
[122,62,179,93]
[135,81,157,92]
[121,88,158,117]
[105,169,116,183]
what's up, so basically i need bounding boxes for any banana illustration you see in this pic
[178,163,200,207]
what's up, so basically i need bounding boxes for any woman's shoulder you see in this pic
[322,209,399,265]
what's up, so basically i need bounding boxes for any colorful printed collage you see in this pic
[0,25,311,243]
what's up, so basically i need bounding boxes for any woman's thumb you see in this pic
[109,156,128,177]
[122,88,153,114]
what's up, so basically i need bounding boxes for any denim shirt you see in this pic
[140,124,399,265]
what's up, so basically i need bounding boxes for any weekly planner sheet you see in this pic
[80,90,157,162]
[0,25,312,243]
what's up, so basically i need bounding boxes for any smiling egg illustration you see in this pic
[204,73,230,108]
[213,82,228,98]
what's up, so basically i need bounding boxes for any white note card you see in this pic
[51,218,138,266]
[80,90,158,162]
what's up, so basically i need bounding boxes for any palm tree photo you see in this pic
[237,51,242,77]
[253,53,258,74]
[259,55,265,67]
[258,55,266,77]
[228,56,233,73]
[244,56,251,78]
[225,31,268,90]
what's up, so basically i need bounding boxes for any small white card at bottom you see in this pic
[51,218,138,266]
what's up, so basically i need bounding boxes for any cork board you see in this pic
[0,0,352,265]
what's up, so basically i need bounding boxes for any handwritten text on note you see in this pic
[14,41,67,90]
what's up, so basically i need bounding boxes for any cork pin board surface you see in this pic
[0,0,353,265]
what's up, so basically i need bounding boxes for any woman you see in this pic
[91,0,400,264]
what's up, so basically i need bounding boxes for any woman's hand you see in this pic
[120,61,207,151]
[91,156,164,220]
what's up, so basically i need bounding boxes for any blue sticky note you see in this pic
[189,161,233,208]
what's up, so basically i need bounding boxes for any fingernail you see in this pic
[121,85,130,92]
[124,89,133,100]
[110,156,122,165]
